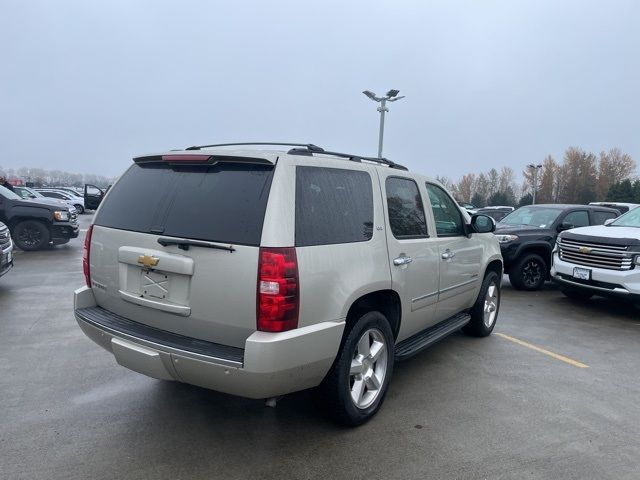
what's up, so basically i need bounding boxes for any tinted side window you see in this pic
[295,167,373,247]
[42,192,64,199]
[592,210,618,225]
[94,162,274,246]
[563,210,589,228]
[385,177,428,238]
[425,183,464,236]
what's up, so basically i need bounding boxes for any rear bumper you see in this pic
[74,286,344,399]
[551,254,640,301]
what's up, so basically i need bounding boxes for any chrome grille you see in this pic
[0,225,11,250]
[71,211,78,223]
[558,237,633,271]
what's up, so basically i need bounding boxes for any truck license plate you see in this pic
[573,267,591,280]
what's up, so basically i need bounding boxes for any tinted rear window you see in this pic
[295,166,373,246]
[94,162,274,246]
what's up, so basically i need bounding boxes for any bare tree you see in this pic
[597,148,636,199]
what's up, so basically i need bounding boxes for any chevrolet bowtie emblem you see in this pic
[138,254,160,268]
[578,246,592,254]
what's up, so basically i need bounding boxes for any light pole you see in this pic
[362,89,405,158]
[527,163,543,204]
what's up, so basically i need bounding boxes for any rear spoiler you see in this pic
[133,153,275,166]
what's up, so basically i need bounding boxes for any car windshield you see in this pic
[609,207,640,228]
[499,206,563,228]
[0,185,22,200]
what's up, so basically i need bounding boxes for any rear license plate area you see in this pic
[141,269,171,300]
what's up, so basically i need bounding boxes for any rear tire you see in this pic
[509,253,547,291]
[560,288,593,301]
[12,220,51,251]
[315,311,394,426]
[463,270,501,337]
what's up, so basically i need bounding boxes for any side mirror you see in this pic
[558,222,574,232]
[471,214,496,233]
[604,218,614,226]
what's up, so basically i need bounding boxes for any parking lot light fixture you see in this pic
[527,163,543,204]
[362,89,405,158]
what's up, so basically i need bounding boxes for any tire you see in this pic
[463,270,501,337]
[74,204,84,214]
[316,311,394,426]
[509,253,547,291]
[12,220,51,251]
[560,288,593,301]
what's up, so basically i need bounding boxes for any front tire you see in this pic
[12,220,51,251]
[464,270,501,337]
[509,253,547,291]
[74,204,84,214]
[316,311,394,426]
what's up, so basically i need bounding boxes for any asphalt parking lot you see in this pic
[1,215,639,480]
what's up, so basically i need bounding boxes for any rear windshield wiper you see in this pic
[157,237,235,252]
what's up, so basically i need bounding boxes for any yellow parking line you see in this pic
[495,333,589,369]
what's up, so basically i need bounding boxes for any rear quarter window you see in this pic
[592,210,618,225]
[94,162,274,246]
[295,166,373,247]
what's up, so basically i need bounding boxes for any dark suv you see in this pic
[495,204,620,290]
[0,185,79,250]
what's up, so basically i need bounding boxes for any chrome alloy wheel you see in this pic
[349,328,388,409]
[484,282,499,328]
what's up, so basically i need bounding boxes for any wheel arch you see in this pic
[343,290,402,343]
[515,243,552,273]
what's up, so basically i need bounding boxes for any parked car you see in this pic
[13,186,78,214]
[551,207,640,303]
[0,185,79,250]
[0,221,13,278]
[74,142,503,426]
[53,187,85,198]
[495,204,620,290]
[476,206,514,222]
[457,201,478,214]
[36,189,85,214]
[588,202,640,214]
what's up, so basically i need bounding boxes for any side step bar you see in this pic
[395,312,471,361]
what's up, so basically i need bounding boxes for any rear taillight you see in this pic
[257,247,299,332]
[83,224,94,288]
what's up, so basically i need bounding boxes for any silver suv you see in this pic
[74,143,503,425]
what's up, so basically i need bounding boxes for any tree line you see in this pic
[0,165,115,188]
[606,178,640,203]
[443,147,636,207]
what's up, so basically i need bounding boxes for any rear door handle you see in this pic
[393,255,413,266]
[441,249,456,260]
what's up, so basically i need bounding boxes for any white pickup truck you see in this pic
[551,207,640,303]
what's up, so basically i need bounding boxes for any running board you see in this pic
[394,312,471,361]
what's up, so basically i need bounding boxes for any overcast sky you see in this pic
[1,0,638,181]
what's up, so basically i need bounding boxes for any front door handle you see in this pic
[393,255,413,266]
[441,249,456,260]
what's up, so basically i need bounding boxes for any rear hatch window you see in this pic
[94,162,274,245]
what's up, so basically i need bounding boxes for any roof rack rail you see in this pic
[287,146,408,171]
[183,142,408,170]
[185,142,324,152]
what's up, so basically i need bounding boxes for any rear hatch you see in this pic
[89,153,275,348]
